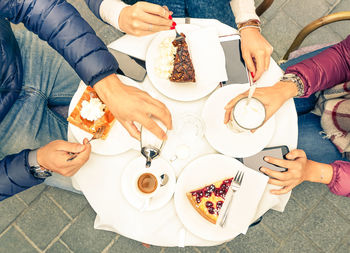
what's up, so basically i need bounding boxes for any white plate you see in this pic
[202,84,275,158]
[146,24,219,101]
[68,75,139,155]
[121,156,176,211]
[174,154,268,242]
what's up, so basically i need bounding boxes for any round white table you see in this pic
[70,19,298,247]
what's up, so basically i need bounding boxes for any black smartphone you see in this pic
[242,145,290,173]
[219,35,249,85]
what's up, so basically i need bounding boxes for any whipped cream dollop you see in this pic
[155,37,176,79]
[80,97,106,121]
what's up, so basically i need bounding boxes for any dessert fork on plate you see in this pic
[219,170,244,227]
[66,126,106,161]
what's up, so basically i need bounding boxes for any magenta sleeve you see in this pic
[327,160,350,197]
[285,35,350,97]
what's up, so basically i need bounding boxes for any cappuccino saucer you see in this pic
[202,84,275,158]
[121,156,176,212]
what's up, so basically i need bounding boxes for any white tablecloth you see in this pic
[70,19,298,247]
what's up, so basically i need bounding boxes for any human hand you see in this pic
[119,2,175,36]
[94,74,172,140]
[240,28,273,81]
[224,81,296,126]
[260,149,309,195]
[37,139,91,177]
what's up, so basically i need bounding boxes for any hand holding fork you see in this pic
[66,126,106,161]
[219,170,244,227]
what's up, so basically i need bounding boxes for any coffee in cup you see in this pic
[229,97,266,133]
[137,173,158,194]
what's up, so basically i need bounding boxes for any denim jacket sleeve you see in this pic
[0,150,44,201]
[285,35,350,97]
[0,0,118,86]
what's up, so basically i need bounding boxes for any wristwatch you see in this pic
[28,149,52,179]
[280,73,305,97]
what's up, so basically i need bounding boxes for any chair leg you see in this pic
[282,11,350,61]
[256,0,274,17]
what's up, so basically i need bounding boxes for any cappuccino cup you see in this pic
[228,97,266,133]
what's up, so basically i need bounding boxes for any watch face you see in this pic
[30,166,52,179]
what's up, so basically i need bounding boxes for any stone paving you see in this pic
[1,0,350,252]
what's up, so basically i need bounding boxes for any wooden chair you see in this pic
[256,0,274,16]
[281,11,350,62]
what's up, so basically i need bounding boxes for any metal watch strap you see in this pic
[280,73,305,97]
[28,149,52,179]
[29,166,52,179]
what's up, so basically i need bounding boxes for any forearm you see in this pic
[285,35,350,97]
[93,73,124,102]
[304,160,333,185]
[230,0,259,24]
[272,80,299,100]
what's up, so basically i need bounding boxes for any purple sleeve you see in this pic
[327,161,350,197]
[285,35,350,97]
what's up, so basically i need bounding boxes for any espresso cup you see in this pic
[134,170,160,199]
[228,97,266,133]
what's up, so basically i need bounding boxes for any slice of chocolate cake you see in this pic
[169,33,196,83]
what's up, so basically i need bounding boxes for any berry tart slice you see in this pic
[186,178,233,224]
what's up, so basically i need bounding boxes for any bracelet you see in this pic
[237,19,260,29]
[237,19,261,33]
[280,73,305,97]
[238,25,261,33]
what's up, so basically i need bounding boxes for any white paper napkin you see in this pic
[185,27,228,85]
[108,33,156,60]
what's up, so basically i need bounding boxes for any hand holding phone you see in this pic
[259,149,315,195]
[242,145,289,175]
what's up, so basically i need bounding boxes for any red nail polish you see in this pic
[168,15,173,20]
[250,72,255,78]
[170,26,175,30]
[172,21,176,26]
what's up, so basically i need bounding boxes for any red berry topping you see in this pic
[216,201,223,209]
[205,201,213,208]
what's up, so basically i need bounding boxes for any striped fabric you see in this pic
[313,82,350,159]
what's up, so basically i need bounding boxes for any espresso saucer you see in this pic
[121,156,176,212]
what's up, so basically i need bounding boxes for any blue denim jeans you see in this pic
[280,47,348,164]
[124,0,237,28]
[0,27,81,193]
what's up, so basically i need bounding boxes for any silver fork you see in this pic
[219,170,244,227]
[174,17,191,40]
[66,125,106,161]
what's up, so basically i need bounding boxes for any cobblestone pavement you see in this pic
[1,0,350,252]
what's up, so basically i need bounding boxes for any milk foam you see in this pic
[233,98,265,129]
